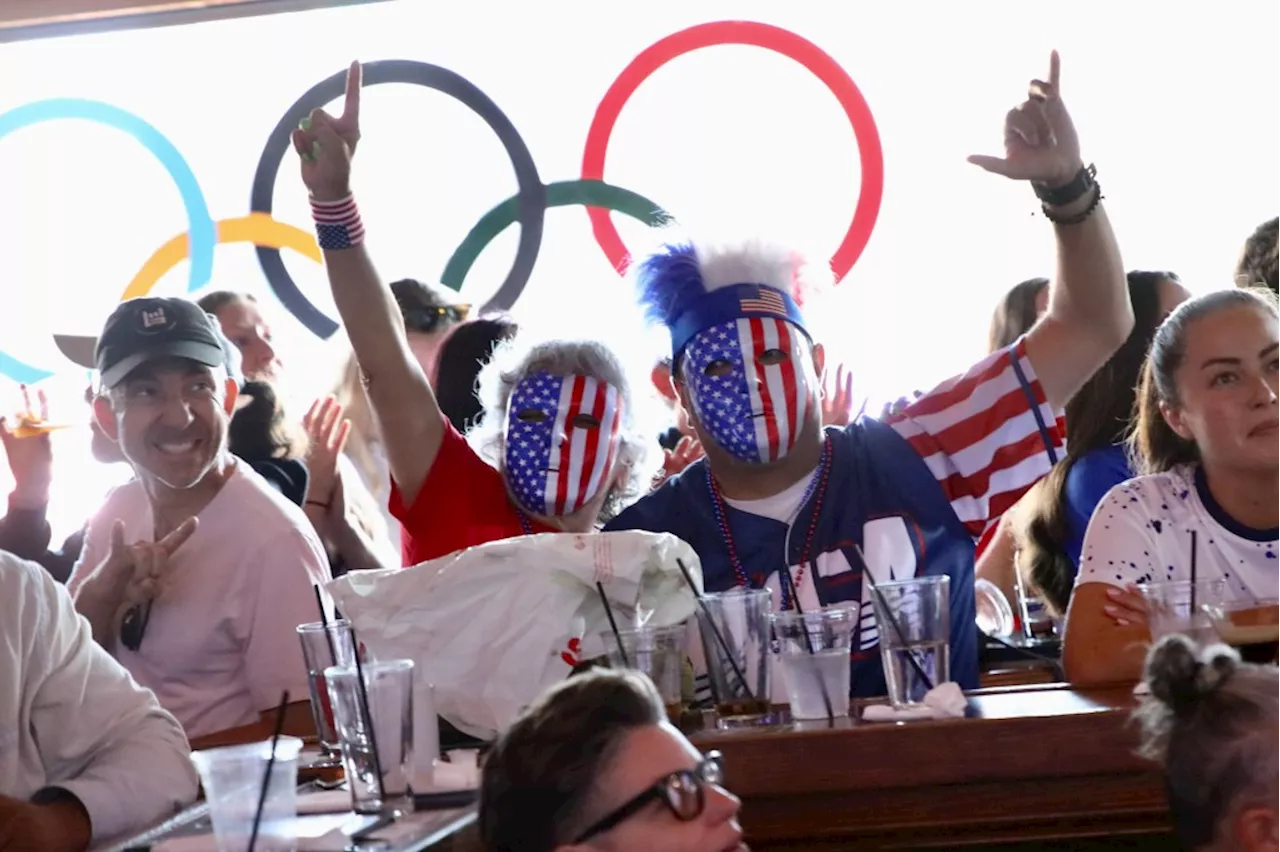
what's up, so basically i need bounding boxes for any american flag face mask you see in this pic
[683,317,814,464]
[503,371,625,517]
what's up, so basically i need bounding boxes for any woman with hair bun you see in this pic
[1135,634,1278,852]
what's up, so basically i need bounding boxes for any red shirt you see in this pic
[389,423,555,566]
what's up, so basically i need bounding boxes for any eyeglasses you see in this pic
[402,303,471,334]
[572,751,725,844]
[120,599,154,651]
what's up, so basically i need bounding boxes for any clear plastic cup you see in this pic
[769,605,858,720]
[1140,580,1227,644]
[190,736,304,851]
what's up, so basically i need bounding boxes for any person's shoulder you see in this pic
[1090,468,1192,525]
[0,551,60,634]
[226,462,319,534]
[607,460,705,532]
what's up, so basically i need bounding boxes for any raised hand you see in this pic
[654,435,704,488]
[821,363,855,427]
[303,396,352,510]
[0,386,53,509]
[968,51,1083,189]
[107,517,199,609]
[292,60,362,200]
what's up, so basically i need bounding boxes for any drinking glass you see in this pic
[769,605,858,720]
[296,620,358,756]
[1140,580,1226,644]
[695,588,772,727]
[603,623,689,723]
[325,659,415,814]
[869,576,951,708]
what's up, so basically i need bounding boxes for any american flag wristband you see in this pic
[310,194,366,250]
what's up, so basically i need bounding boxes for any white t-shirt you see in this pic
[69,461,333,739]
[1075,465,1279,603]
[0,553,198,841]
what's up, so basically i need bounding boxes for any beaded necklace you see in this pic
[705,436,833,610]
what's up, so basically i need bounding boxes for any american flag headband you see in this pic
[669,283,810,362]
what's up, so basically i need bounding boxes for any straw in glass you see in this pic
[675,558,754,702]
[247,690,290,852]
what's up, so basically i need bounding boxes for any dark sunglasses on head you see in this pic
[120,599,154,652]
[573,751,725,844]
[403,303,471,334]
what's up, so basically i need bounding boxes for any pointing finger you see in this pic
[38,388,49,422]
[109,519,128,557]
[343,60,362,124]
[1048,50,1060,92]
[159,517,198,554]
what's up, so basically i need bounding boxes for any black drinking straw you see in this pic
[248,690,291,852]
[853,545,936,694]
[778,565,834,722]
[675,558,755,701]
[313,585,339,664]
[1189,531,1199,612]
[596,581,631,668]
[349,627,386,803]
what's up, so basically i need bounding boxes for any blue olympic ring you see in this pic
[0,98,216,383]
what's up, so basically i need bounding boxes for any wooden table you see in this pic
[690,684,1172,851]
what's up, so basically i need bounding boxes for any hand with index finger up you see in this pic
[968,51,1084,190]
[293,60,362,201]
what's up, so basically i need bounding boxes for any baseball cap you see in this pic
[95,297,228,388]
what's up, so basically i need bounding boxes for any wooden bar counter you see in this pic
[690,684,1173,851]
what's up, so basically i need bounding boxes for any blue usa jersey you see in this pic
[606,338,1064,697]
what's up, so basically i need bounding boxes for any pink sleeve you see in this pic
[241,528,333,713]
[886,337,1066,538]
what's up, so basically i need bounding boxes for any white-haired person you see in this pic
[605,53,1134,697]
[291,63,650,566]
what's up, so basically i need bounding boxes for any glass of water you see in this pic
[325,658,415,814]
[769,604,858,720]
[869,575,951,708]
[296,620,359,756]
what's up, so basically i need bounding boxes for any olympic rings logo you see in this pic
[0,20,882,385]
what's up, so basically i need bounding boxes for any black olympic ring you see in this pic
[249,59,548,338]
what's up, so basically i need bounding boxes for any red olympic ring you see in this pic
[581,20,884,282]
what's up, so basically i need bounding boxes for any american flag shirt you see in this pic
[504,371,623,517]
[607,336,1064,697]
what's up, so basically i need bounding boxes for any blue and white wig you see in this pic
[633,240,829,366]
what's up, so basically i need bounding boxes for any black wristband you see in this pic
[1033,163,1096,207]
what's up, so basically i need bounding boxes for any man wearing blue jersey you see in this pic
[605,53,1133,697]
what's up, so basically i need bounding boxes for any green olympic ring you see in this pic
[442,179,672,293]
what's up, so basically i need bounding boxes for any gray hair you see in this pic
[1134,634,1279,850]
[471,336,656,522]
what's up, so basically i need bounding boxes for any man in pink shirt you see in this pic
[69,297,331,747]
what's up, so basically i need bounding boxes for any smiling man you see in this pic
[67,297,331,747]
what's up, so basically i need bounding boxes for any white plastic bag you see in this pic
[326,531,703,740]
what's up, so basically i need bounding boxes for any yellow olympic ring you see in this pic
[123,213,322,300]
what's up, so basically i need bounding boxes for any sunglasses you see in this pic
[120,599,154,651]
[402,304,471,334]
[573,751,725,844]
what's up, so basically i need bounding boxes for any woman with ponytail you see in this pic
[1135,635,1277,851]
[1063,288,1279,685]
[1008,271,1189,615]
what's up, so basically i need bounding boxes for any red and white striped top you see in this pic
[885,338,1067,540]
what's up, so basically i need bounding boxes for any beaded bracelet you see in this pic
[310,194,366,250]
[1041,183,1103,226]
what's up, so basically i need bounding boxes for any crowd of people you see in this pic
[0,51,1276,852]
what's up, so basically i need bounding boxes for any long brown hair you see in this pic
[988,277,1049,353]
[1131,287,1279,476]
[1017,271,1178,614]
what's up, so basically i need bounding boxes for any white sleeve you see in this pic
[19,555,199,840]
[1073,481,1163,590]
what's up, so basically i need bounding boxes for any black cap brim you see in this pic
[100,341,227,389]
